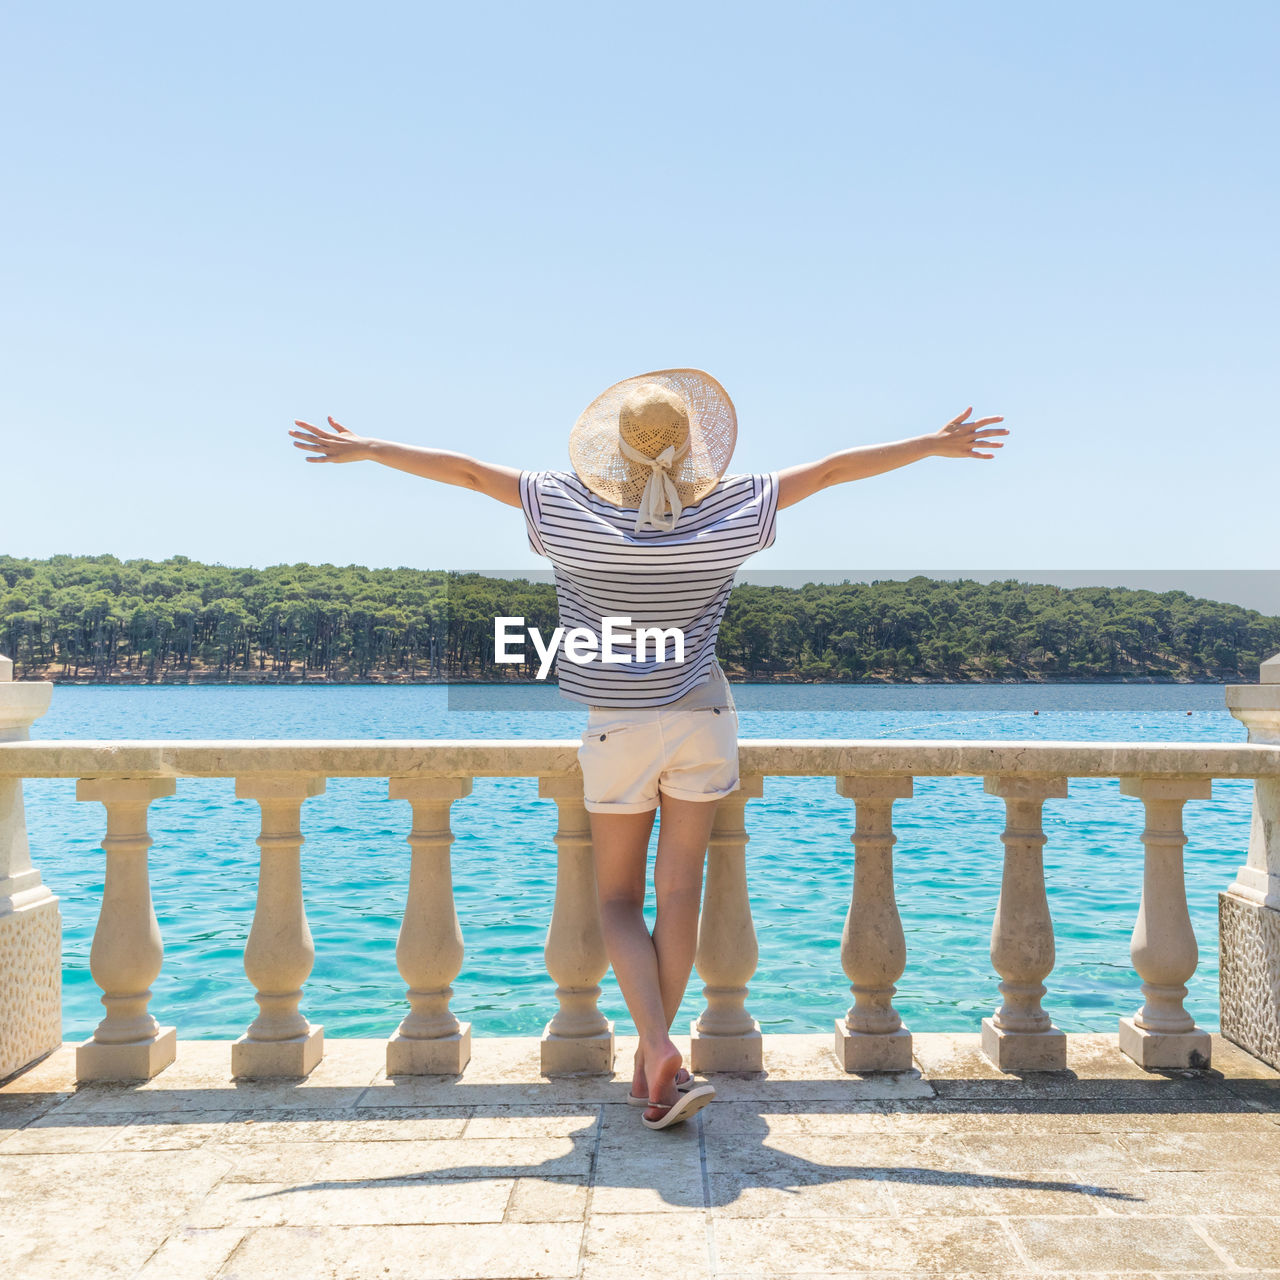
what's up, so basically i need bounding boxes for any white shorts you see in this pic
[577,664,740,814]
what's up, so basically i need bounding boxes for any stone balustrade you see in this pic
[2,667,1280,1085]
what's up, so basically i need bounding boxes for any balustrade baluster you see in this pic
[1118,775,1213,1069]
[981,774,1070,1070]
[834,775,914,1071]
[691,775,764,1073]
[539,776,613,1075]
[75,776,177,1082]
[386,776,472,1074]
[232,775,325,1078]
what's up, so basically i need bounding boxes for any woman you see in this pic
[291,368,1005,1129]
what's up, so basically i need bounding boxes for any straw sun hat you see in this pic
[568,368,737,533]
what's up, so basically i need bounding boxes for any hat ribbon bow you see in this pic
[618,434,691,533]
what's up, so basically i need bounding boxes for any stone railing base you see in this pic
[1118,1017,1212,1070]
[231,1026,324,1079]
[1219,891,1280,1070]
[539,1024,614,1077]
[387,1025,471,1076]
[0,897,62,1080]
[834,1022,913,1072]
[76,1026,176,1083]
[690,1021,764,1073]
[981,1018,1067,1071]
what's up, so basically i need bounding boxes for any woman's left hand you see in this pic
[289,416,377,463]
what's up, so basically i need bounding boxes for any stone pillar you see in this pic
[386,776,472,1075]
[75,777,178,1081]
[691,775,764,1073]
[1118,775,1213,1069]
[1221,654,1280,1067]
[0,659,60,1081]
[833,775,914,1072]
[232,775,325,1078]
[539,776,614,1076]
[981,775,1070,1070]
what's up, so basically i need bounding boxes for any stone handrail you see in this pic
[2,673,1279,1086]
[1,738,1280,779]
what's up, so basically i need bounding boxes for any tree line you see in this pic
[1,554,1276,683]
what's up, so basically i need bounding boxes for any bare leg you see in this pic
[591,793,721,1116]
[634,794,719,1114]
[591,798,718,1120]
[590,807,680,1120]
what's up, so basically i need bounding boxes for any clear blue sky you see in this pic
[4,2,1276,574]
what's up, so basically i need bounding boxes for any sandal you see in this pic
[641,1084,716,1130]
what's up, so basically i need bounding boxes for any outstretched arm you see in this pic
[775,408,1008,510]
[290,417,522,508]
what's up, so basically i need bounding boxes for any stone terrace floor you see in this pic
[2,1033,1279,1280]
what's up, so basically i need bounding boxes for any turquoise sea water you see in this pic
[22,682,1253,1041]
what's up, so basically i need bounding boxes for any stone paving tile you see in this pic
[599,1102,703,1144]
[0,1147,233,1214]
[701,1100,903,1137]
[0,1218,175,1280]
[505,1175,590,1223]
[134,1225,246,1279]
[0,1148,231,1278]
[703,1131,944,1178]
[0,1092,68,1130]
[1210,1036,1280,1079]
[1196,1215,1280,1270]
[582,1210,712,1279]
[0,1044,76,1094]
[936,1131,1143,1175]
[1049,1102,1275,1132]
[926,1073,1237,1102]
[716,1072,936,1104]
[462,1106,601,1140]
[712,1216,1021,1273]
[108,1109,242,1151]
[360,1074,626,1109]
[212,1106,471,1144]
[590,1131,706,1214]
[708,1167,899,1218]
[215,1134,592,1186]
[217,1139,332,1183]
[1224,1080,1280,1112]
[1010,1215,1231,1271]
[1095,1171,1280,1217]
[0,1108,123,1153]
[188,1176,515,1228]
[219,1222,585,1280]
[699,1096,1267,1140]
[1119,1126,1280,1171]
[307,1134,593,1183]
[884,1167,1113,1217]
[55,1079,372,1116]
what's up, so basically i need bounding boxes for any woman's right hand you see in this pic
[289,416,376,463]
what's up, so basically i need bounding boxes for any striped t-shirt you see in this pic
[518,469,779,707]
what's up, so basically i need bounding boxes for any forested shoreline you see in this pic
[1,555,1276,684]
